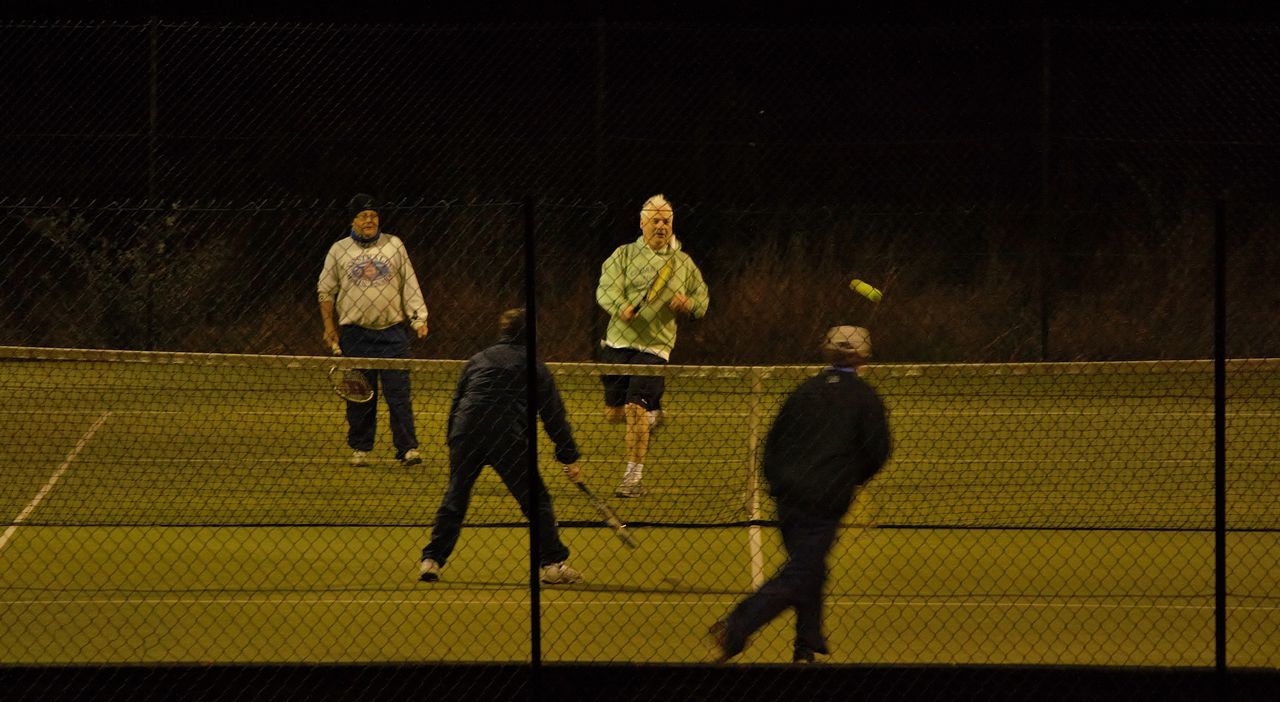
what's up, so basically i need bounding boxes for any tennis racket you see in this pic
[576,481,637,548]
[328,345,374,403]
[635,257,675,311]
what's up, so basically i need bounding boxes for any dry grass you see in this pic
[6,200,1278,363]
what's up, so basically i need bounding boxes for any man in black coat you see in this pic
[418,308,585,585]
[712,325,892,662]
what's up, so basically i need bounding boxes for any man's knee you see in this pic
[624,402,647,422]
[435,500,466,522]
[381,368,410,389]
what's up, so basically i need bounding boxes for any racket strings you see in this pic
[330,367,374,402]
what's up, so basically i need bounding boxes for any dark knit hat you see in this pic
[348,193,379,220]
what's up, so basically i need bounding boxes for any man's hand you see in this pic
[620,305,638,322]
[415,323,429,339]
[561,462,583,484]
[320,300,339,352]
[669,294,692,315]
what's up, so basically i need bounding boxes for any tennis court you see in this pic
[1,350,1277,666]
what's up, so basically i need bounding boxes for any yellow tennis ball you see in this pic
[849,279,883,302]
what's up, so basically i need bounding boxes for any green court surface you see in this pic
[1,354,1277,666]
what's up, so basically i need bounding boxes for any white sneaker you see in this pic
[647,409,664,434]
[540,561,584,584]
[401,448,422,466]
[614,481,645,498]
[419,558,441,582]
[351,450,370,467]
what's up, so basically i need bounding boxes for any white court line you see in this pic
[114,455,1277,470]
[111,456,1280,467]
[0,595,1275,614]
[103,456,750,467]
[0,407,1273,418]
[887,457,1277,465]
[0,411,111,555]
[896,409,1280,418]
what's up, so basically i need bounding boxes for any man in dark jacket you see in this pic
[712,325,892,662]
[418,308,585,585]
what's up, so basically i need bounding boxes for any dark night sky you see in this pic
[5,0,1277,24]
[3,0,1276,362]
[5,0,1277,205]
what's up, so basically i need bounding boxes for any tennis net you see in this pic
[2,346,1276,531]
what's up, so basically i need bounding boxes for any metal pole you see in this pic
[146,17,160,350]
[1213,199,1228,700]
[591,17,609,353]
[523,197,542,702]
[593,17,607,196]
[1037,17,1052,361]
[148,17,159,202]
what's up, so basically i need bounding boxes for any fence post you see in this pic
[146,17,160,350]
[1213,199,1227,700]
[523,196,542,701]
[1037,17,1053,361]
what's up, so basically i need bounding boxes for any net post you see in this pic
[744,366,765,588]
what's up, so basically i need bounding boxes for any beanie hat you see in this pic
[348,193,379,220]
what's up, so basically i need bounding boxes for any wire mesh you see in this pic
[1,16,1278,702]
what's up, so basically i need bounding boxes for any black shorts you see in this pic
[599,346,666,411]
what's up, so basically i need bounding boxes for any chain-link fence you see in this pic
[1,19,1278,702]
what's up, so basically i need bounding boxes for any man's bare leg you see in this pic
[615,402,650,497]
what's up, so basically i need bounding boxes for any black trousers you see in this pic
[723,504,840,657]
[340,323,418,458]
[422,438,569,568]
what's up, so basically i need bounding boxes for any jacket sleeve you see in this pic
[859,391,893,479]
[681,253,710,319]
[595,246,629,317]
[761,391,799,489]
[446,359,473,440]
[317,242,341,303]
[536,362,581,464]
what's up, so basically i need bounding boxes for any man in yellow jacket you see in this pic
[594,194,709,497]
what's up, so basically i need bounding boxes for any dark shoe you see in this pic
[418,558,440,582]
[401,449,422,466]
[708,619,731,663]
[792,647,816,663]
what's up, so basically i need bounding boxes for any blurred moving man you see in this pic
[712,326,892,663]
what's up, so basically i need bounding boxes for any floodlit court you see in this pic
[1,349,1277,666]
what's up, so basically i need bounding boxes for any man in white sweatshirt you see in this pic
[318,193,429,467]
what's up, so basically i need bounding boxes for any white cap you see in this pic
[823,325,872,359]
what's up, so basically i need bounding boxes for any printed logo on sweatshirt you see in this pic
[347,254,393,287]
